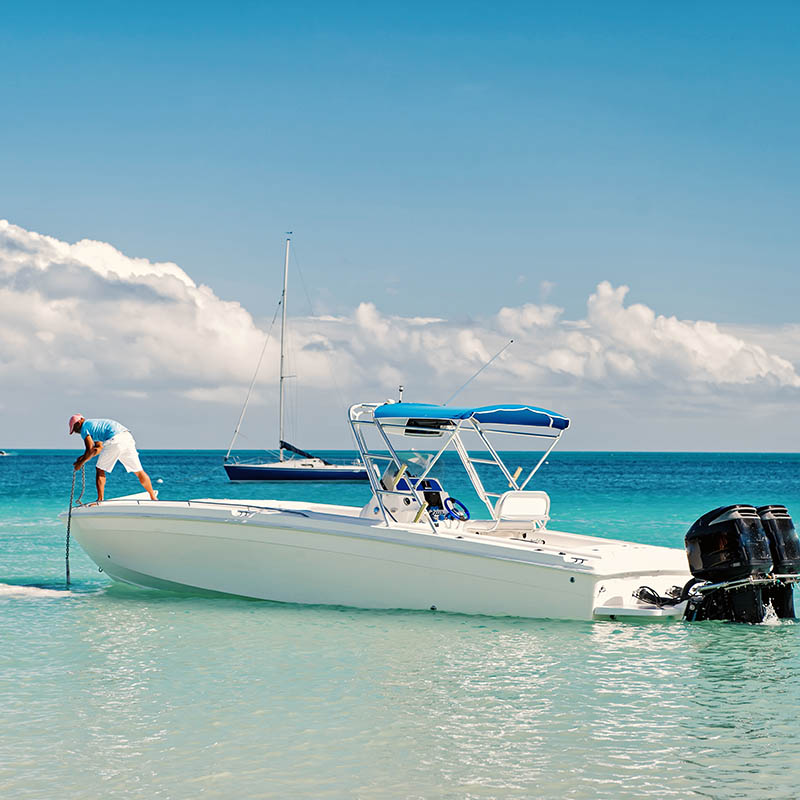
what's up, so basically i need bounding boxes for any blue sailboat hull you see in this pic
[224,463,369,482]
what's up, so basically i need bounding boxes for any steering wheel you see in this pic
[444,497,470,522]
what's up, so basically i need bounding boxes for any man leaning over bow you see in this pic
[68,415,157,504]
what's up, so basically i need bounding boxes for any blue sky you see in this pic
[4,1,800,321]
[2,3,800,448]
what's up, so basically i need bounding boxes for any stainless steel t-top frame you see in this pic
[348,403,565,531]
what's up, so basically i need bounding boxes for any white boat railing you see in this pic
[348,404,437,533]
[348,403,565,528]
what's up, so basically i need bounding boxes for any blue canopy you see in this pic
[373,402,570,430]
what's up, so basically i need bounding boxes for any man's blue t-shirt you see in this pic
[80,419,128,443]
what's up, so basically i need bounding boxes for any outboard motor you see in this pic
[757,505,800,618]
[684,505,773,623]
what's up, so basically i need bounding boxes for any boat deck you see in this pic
[98,495,688,577]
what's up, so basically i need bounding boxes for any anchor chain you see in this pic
[65,466,86,587]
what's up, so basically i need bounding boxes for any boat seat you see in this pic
[485,491,550,532]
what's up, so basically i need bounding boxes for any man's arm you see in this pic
[73,435,103,470]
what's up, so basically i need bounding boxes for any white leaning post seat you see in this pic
[486,491,551,532]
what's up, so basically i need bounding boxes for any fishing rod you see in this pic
[442,339,514,406]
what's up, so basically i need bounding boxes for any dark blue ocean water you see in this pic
[2,450,800,798]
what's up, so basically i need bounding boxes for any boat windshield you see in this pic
[394,450,435,474]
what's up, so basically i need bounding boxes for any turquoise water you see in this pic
[3,450,800,798]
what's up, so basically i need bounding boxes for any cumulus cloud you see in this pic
[1,219,798,448]
[542,282,800,388]
[0,220,280,394]
[329,283,800,395]
[497,302,563,336]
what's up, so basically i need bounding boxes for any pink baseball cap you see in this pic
[68,414,83,434]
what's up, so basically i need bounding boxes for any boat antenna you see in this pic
[442,339,513,406]
[398,384,404,402]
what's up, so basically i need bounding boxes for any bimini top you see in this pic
[373,402,570,430]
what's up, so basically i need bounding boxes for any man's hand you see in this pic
[75,438,103,471]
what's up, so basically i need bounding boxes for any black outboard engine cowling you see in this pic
[685,505,773,582]
[757,505,800,619]
[684,505,773,623]
[757,505,800,574]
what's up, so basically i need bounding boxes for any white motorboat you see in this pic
[67,401,800,622]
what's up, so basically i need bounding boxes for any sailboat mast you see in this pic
[278,236,290,462]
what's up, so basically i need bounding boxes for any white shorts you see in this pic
[96,431,142,473]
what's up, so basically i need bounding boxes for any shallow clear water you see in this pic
[2,450,800,798]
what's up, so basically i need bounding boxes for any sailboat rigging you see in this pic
[223,236,369,482]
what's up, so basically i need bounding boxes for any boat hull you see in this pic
[69,500,691,620]
[224,463,368,481]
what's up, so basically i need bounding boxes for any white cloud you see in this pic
[184,386,261,404]
[497,302,563,336]
[581,282,800,388]
[1,219,798,449]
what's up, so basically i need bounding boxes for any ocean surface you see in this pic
[2,449,800,799]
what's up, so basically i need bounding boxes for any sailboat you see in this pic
[223,236,369,482]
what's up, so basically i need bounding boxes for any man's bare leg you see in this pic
[136,470,158,501]
[96,468,106,503]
